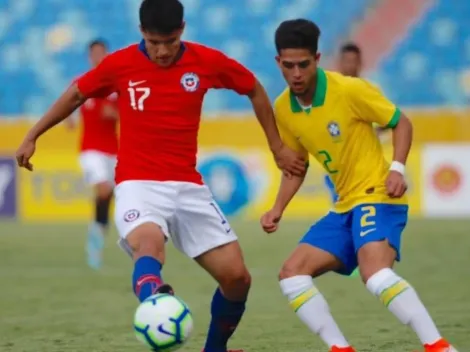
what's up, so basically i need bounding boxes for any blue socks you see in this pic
[204,288,246,352]
[132,256,163,302]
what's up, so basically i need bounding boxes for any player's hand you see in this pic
[15,138,36,171]
[386,171,407,198]
[260,207,283,234]
[273,145,305,177]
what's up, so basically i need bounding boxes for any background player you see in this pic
[337,42,362,78]
[261,19,457,352]
[15,1,305,352]
[66,39,119,270]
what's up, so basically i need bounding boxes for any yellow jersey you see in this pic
[274,68,407,213]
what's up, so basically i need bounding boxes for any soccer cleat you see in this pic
[155,283,175,295]
[331,346,356,352]
[421,338,458,352]
[86,223,105,270]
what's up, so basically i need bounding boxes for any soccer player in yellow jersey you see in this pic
[260,19,458,352]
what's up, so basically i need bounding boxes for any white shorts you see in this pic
[114,181,237,258]
[79,151,117,186]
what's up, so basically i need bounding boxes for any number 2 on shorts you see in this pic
[360,205,376,228]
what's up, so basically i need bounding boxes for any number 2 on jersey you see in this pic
[318,150,338,174]
[128,87,150,111]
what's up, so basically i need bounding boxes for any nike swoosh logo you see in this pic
[360,228,376,237]
[128,80,146,87]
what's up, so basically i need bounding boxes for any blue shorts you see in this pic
[300,203,408,275]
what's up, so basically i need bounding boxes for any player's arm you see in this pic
[274,172,306,212]
[272,120,309,211]
[390,110,413,168]
[245,81,283,151]
[25,57,115,142]
[16,57,115,170]
[25,84,85,141]
[260,120,308,233]
[347,78,412,196]
[212,51,305,176]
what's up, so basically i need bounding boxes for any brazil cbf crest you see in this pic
[327,121,342,143]
[181,72,200,92]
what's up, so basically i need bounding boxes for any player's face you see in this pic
[338,52,361,77]
[89,45,108,67]
[140,28,184,67]
[276,49,320,96]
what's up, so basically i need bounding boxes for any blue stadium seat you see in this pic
[0,0,370,115]
[378,0,469,106]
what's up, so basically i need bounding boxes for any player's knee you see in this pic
[218,266,251,298]
[358,240,396,283]
[278,262,301,281]
[95,182,113,200]
[126,223,166,264]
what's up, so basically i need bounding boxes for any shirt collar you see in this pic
[138,39,186,62]
[289,68,327,113]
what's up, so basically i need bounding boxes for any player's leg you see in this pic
[114,181,175,302]
[94,181,113,230]
[353,204,456,351]
[195,242,251,352]
[93,153,117,232]
[278,212,356,351]
[79,151,114,269]
[172,184,249,352]
[323,175,359,279]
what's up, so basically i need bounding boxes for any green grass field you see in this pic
[0,219,469,352]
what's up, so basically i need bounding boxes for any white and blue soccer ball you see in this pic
[134,294,194,351]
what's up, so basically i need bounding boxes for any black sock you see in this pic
[95,196,111,227]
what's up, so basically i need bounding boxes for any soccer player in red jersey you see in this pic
[15,0,305,351]
[66,39,119,270]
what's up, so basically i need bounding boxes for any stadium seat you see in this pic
[10,0,466,114]
[378,1,469,106]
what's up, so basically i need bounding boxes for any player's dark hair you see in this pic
[340,42,362,56]
[275,19,321,55]
[88,39,107,51]
[139,0,184,34]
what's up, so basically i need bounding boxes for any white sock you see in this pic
[366,268,442,345]
[280,275,350,348]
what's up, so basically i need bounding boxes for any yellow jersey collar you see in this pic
[289,68,327,113]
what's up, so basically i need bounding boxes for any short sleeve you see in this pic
[346,78,401,128]
[77,55,116,98]
[274,104,308,158]
[210,50,256,95]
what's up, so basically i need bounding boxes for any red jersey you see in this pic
[76,41,256,185]
[79,94,119,154]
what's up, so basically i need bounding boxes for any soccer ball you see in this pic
[134,294,194,351]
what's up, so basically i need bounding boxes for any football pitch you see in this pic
[1,219,469,352]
